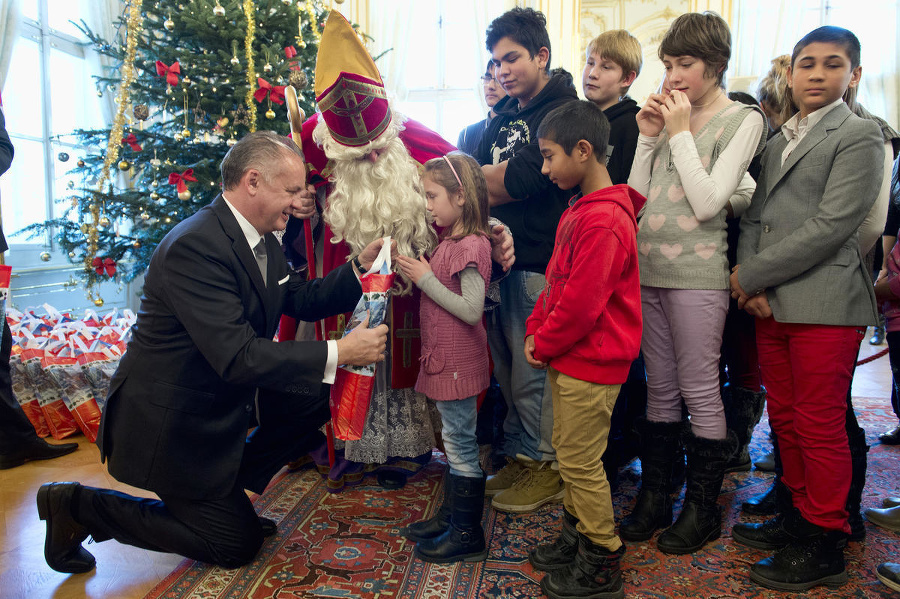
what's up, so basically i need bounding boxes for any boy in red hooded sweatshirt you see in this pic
[523,99,645,599]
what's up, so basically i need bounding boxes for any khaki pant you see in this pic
[549,367,622,551]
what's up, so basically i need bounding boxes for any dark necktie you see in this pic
[254,239,267,286]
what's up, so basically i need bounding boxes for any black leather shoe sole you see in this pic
[750,564,847,592]
[36,483,96,574]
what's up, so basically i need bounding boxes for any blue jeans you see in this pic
[487,270,555,461]
[434,396,481,478]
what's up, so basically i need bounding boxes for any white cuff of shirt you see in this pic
[323,339,338,384]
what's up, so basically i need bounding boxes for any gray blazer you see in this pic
[737,103,884,326]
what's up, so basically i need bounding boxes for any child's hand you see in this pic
[636,93,667,137]
[490,223,515,271]
[524,335,547,370]
[743,294,773,319]
[660,89,692,136]
[729,265,749,302]
[396,254,431,284]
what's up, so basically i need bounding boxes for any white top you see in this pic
[223,195,338,384]
[629,110,765,223]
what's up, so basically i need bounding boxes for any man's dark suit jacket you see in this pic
[98,195,361,500]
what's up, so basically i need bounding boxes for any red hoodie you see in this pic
[525,184,646,384]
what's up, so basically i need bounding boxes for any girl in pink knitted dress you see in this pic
[396,152,492,564]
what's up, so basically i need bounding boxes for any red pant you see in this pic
[755,318,864,533]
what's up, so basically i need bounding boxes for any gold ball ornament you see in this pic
[227,136,237,147]
[288,71,308,90]
[68,251,76,258]
[150,192,160,200]
[164,18,175,31]
[133,240,142,249]
[263,63,272,73]
[335,0,345,4]
[181,128,191,138]
[93,297,105,307]
[281,0,292,5]
[40,251,51,262]
[77,159,85,167]
[213,3,225,16]
[174,133,183,142]
[230,56,240,66]
[99,216,111,228]
[265,108,276,120]
[133,104,150,120]
[96,89,103,97]
[151,179,158,188]
[141,212,150,220]
[182,77,192,87]
[178,189,191,201]
[118,160,131,171]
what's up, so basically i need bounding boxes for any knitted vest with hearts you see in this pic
[637,103,759,290]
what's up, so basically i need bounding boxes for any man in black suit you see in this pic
[0,108,79,469]
[36,131,390,573]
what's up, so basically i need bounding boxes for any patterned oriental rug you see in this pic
[146,396,900,598]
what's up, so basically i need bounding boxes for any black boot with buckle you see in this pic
[541,532,625,599]
[415,473,488,563]
[529,508,579,571]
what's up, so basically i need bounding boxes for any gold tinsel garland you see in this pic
[243,0,258,132]
[85,0,144,303]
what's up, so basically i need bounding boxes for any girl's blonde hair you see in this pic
[423,151,491,239]
[756,55,796,129]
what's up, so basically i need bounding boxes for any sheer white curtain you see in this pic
[367,0,415,102]
[0,0,22,91]
[81,0,125,123]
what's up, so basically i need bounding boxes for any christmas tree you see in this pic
[24,0,355,306]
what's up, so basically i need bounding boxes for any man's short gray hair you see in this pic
[220,131,304,190]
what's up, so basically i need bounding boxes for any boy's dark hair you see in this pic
[727,91,759,107]
[791,26,861,70]
[659,12,731,86]
[537,100,610,162]
[485,7,552,73]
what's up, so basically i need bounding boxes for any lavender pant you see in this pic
[641,286,729,439]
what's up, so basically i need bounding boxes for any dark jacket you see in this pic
[98,196,361,499]
[474,70,578,272]
[457,115,489,156]
[603,97,640,186]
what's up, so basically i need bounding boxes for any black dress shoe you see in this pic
[259,517,277,537]
[377,470,407,490]
[36,482,96,574]
[879,425,900,445]
[0,439,78,470]
[742,485,778,516]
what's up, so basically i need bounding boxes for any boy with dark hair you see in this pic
[731,26,884,591]
[474,6,578,514]
[524,100,644,599]
[583,30,642,185]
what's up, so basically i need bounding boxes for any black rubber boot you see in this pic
[541,533,625,599]
[620,419,684,542]
[401,470,453,543]
[657,430,737,554]
[846,428,868,542]
[415,473,487,563]
[529,508,578,571]
[722,385,766,473]
[749,530,848,592]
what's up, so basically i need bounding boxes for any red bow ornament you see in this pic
[253,78,285,105]
[284,46,301,71]
[92,257,116,277]
[168,168,197,193]
[155,60,181,86]
[121,133,142,152]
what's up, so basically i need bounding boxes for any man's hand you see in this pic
[524,335,547,370]
[291,184,317,220]
[335,315,388,366]
[396,254,431,285]
[357,238,398,272]
[743,294,773,319]
[490,223,515,272]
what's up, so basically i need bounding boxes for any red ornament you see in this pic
[168,168,197,192]
[92,257,116,277]
[253,78,286,105]
[155,60,181,86]
[121,133,142,152]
